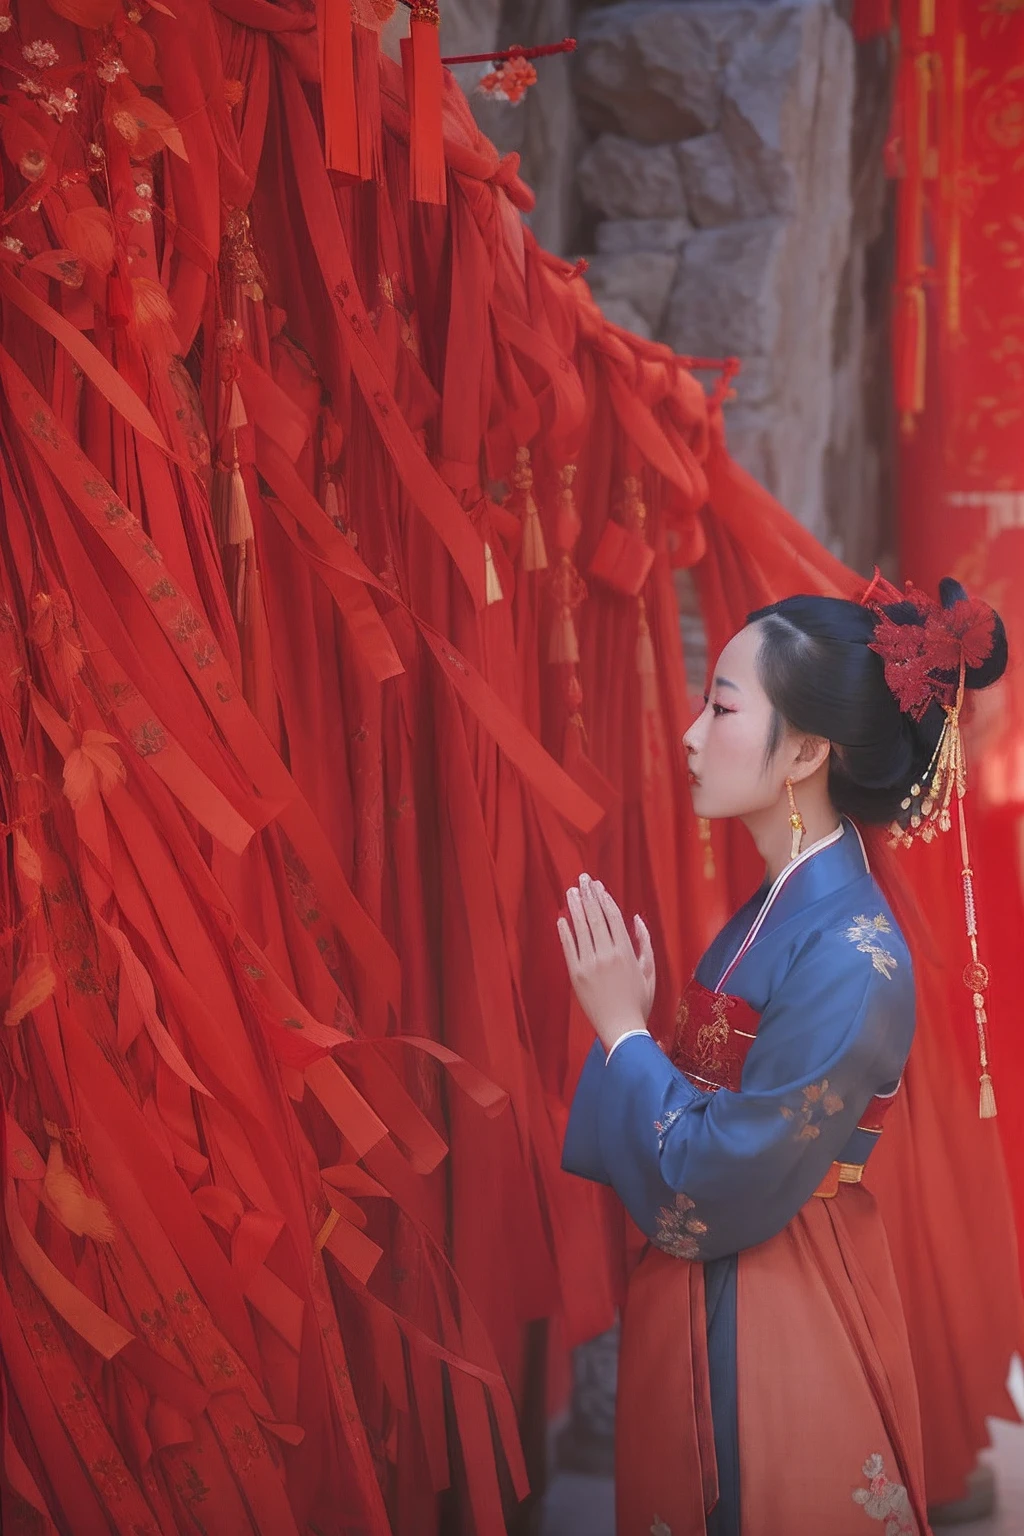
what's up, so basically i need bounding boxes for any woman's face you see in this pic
[683,622,797,820]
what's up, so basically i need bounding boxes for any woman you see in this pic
[558,582,1007,1536]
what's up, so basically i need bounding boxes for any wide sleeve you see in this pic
[567,925,914,1263]
[561,1039,613,1185]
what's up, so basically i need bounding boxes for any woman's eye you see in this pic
[711,702,733,718]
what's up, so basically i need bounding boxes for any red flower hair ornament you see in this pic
[859,569,1003,1121]
[860,570,997,721]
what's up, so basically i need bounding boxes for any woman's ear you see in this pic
[791,734,831,780]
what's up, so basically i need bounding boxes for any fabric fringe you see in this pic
[319,0,360,177]
[354,23,384,183]
[483,541,503,605]
[402,7,447,206]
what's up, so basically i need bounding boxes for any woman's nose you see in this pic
[682,708,704,756]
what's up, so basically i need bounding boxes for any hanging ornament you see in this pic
[401,1,446,205]
[510,447,548,572]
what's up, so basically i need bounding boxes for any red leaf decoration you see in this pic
[867,586,998,719]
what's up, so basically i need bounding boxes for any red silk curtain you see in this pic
[889,0,1024,1230]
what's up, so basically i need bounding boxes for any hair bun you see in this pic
[937,577,1008,693]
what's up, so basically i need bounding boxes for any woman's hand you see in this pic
[557,873,656,1054]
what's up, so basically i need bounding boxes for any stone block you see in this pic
[664,218,787,359]
[578,134,686,220]
[576,2,731,144]
[596,217,693,256]
[675,134,742,227]
[585,251,680,332]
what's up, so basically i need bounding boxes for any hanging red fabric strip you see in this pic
[401,4,447,205]
[318,0,360,177]
[354,23,385,183]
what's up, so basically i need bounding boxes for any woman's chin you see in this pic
[689,786,711,817]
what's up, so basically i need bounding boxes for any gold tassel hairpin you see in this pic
[865,573,1001,1120]
[887,667,996,1118]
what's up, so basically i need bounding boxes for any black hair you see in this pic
[747,579,1008,825]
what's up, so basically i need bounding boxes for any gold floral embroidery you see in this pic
[654,1191,707,1259]
[846,915,898,980]
[781,1079,845,1140]
[651,1520,672,1536]
[852,1453,916,1534]
[694,992,731,1074]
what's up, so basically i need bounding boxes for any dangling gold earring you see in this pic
[697,816,716,881]
[786,778,805,862]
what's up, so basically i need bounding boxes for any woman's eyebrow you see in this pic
[714,676,739,691]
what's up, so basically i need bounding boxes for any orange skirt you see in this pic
[616,1188,931,1536]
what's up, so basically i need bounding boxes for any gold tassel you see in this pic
[483,541,503,605]
[891,668,997,1119]
[698,816,715,881]
[213,440,255,622]
[549,605,580,665]
[213,451,254,547]
[225,379,247,434]
[521,498,549,571]
[512,447,549,572]
[786,777,805,861]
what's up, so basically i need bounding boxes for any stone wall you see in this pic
[574,1,855,549]
[463,0,894,570]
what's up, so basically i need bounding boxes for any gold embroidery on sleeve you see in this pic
[845,915,898,980]
[781,1079,845,1140]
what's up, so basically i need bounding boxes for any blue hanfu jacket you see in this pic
[562,823,916,1536]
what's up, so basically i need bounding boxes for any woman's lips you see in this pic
[688,769,701,787]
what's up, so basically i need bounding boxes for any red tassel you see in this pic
[354,24,384,183]
[319,0,360,178]
[401,5,447,206]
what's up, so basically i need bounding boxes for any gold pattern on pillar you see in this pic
[511,446,548,572]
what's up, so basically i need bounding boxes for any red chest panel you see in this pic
[668,977,899,1134]
[669,980,760,1093]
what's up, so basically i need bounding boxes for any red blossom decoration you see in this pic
[477,56,539,105]
[867,584,996,720]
